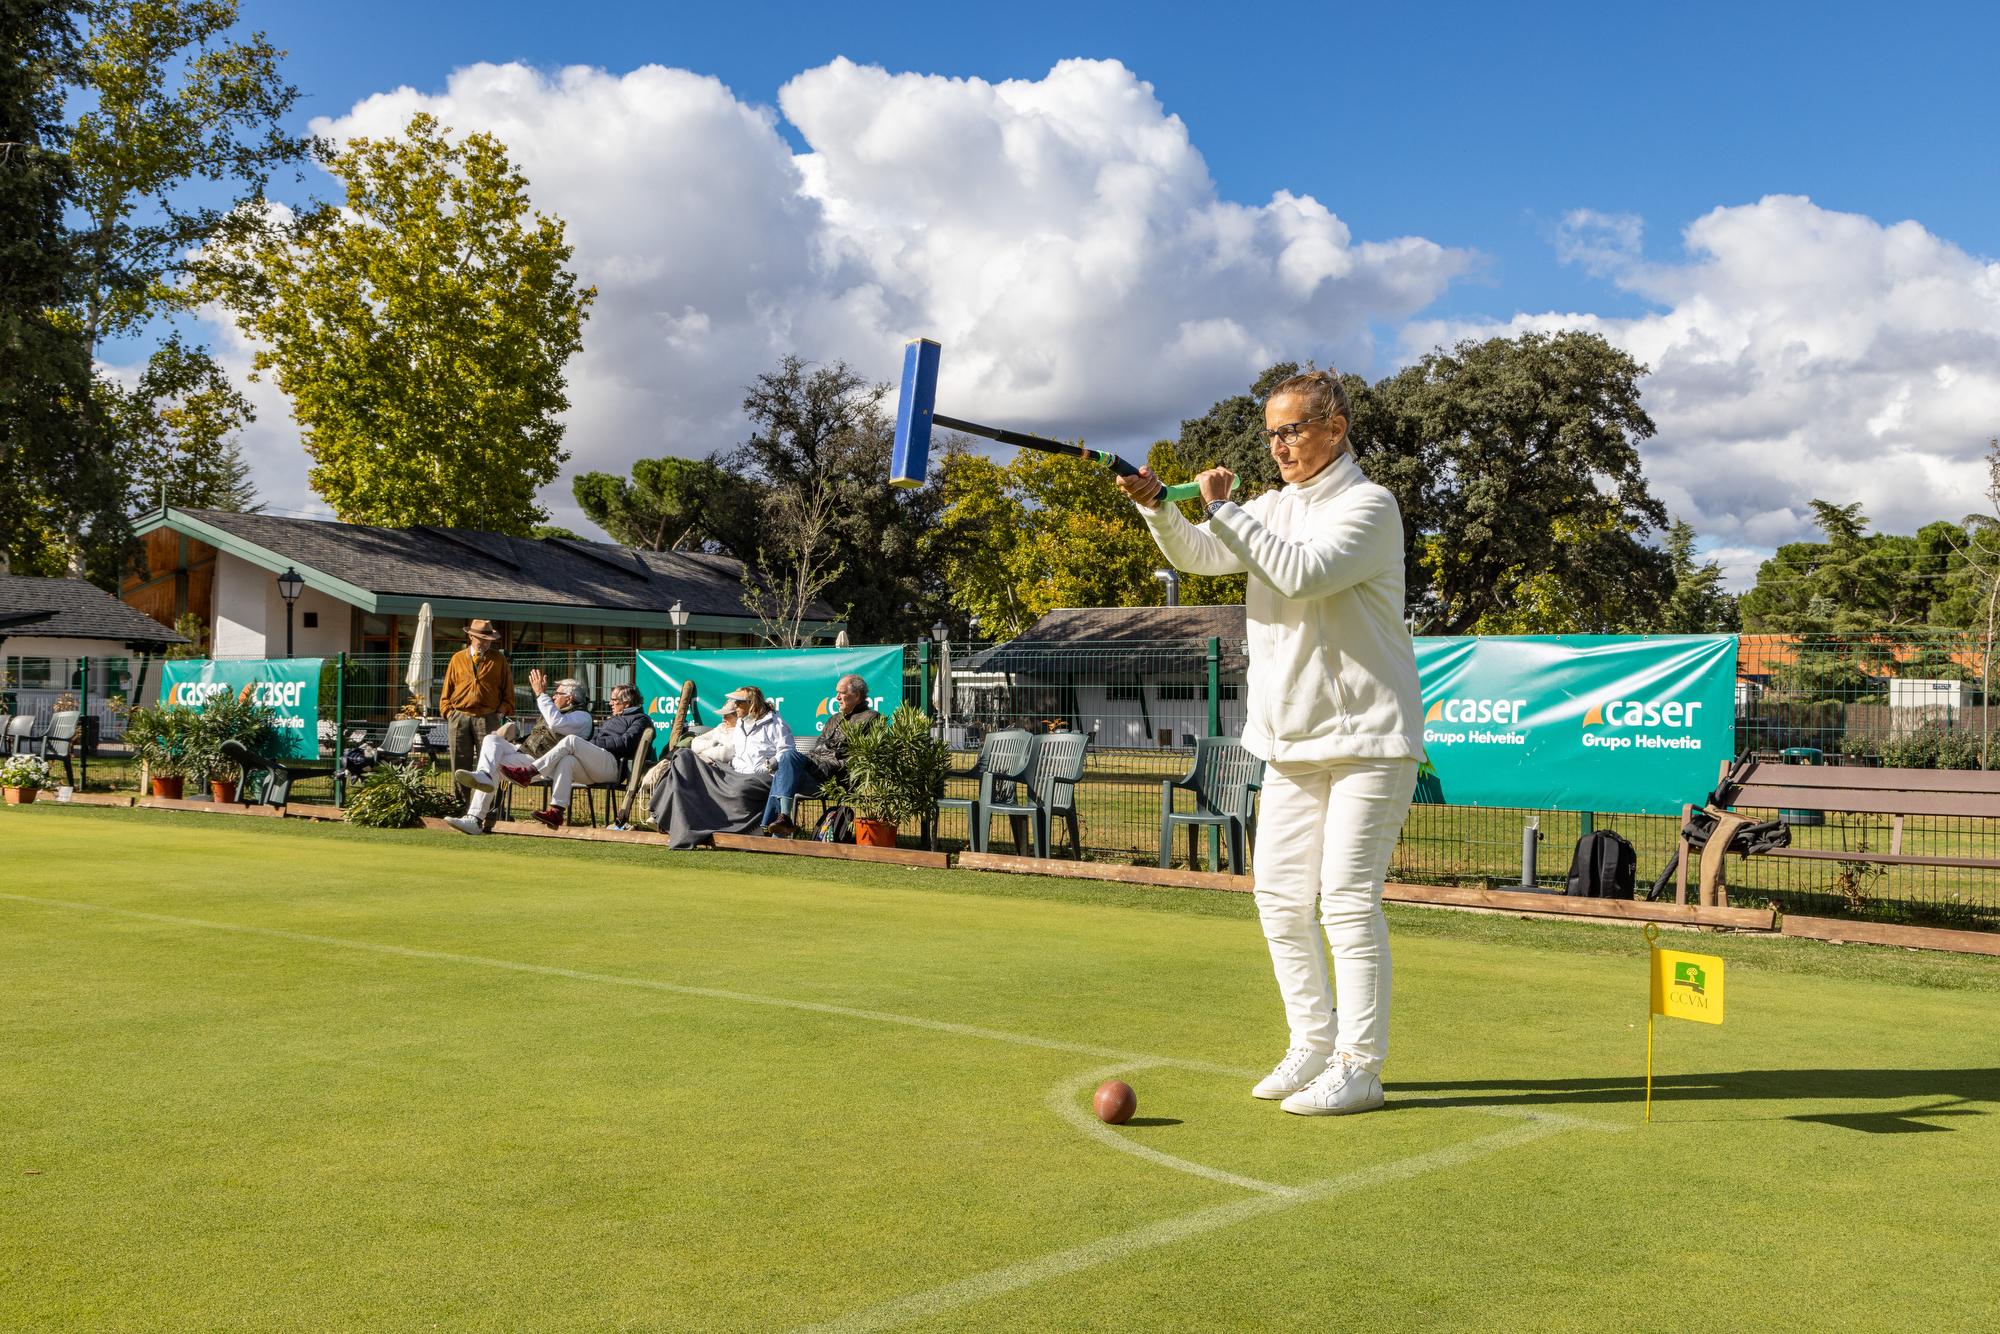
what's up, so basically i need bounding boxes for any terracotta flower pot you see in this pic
[3,786,36,805]
[210,779,239,804]
[150,775,184,800]
[854,817,898,848]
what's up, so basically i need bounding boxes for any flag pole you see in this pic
[1643,923,1659,1124]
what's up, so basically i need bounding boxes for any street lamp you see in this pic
[276,567,304,657]
[931,620,948,642]
[669,599,688,651]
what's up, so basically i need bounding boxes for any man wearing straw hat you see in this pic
[438,619,513,814]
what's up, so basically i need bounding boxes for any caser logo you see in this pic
[1424,697,1528,726]
[1581,696,1705,750]
[1421,696,1530,747]
[1581,699,1703,727]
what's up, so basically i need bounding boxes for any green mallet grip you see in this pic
[1160,475,1241,504]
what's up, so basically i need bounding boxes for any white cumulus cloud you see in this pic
[204,57,1472,528]
[1406,195,2000,581]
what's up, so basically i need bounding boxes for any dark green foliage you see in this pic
[720,357,946,643]
[0,0,116,582]
[343,763,457,828]
[1879,721,1985,771]
[572,456,743,551]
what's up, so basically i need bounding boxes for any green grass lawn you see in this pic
[6,806,1998,1331]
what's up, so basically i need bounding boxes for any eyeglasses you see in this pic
[1262,415,1327,447]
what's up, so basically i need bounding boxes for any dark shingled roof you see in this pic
[179,509,830,620]
[0,576,190,645]
[969,606,1247,675]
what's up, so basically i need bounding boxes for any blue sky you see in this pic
[188,2,2000,579]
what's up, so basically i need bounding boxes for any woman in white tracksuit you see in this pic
[1120,369,1425,1116]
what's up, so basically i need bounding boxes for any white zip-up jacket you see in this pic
[1138,452,1426,766]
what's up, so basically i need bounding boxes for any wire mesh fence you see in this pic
[17,630,1998,927]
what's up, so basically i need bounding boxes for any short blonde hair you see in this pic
[1268,368,1352,433]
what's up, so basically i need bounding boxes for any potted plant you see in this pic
[820,705,953,848]
[2,753,51,805]
[188,687,281,802]
[123,703,201,799]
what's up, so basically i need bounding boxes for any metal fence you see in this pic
[23,631,1998,928]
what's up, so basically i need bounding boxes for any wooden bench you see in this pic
[1677,761,2000,906]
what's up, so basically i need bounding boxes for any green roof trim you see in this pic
[135,508,380,611]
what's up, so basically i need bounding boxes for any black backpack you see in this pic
[1565,831,1637,899]
[813,804,856,845]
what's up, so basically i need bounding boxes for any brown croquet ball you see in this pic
[1093,1078,1137,1125]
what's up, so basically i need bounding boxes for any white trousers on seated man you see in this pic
[1253,756,1417,1075]
[535,733,621,811]
[462,732,538,822]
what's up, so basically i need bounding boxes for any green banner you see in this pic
[1413,635,1736,815]
[159,658,323,761]
[637,646,905,755]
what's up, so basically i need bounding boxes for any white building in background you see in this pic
[0,575,189,735]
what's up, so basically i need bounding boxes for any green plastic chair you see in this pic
[935,729,1034,853]
[1159,737,1263,874]
[38,710,80,786]
[983,732,1088,859]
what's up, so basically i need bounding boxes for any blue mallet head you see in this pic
[890,337,941,490]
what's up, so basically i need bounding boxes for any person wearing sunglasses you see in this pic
[1117,368,1425,1118]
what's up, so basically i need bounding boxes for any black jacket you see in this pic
[594,708,653,763]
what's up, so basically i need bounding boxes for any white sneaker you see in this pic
[455,768,495,793]
[1251,1046,1331,1100]
[445,815,485,836]
[1280,1057,1384,1116]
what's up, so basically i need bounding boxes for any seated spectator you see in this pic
[635,699,737,826]
[691,698,742,767]
[761,673,880,836]
[446,670,589,835]
[649,685,795,849]
[517,682,653,830]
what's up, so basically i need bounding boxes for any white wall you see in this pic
[211,552,353,660]
[0,635,154,726]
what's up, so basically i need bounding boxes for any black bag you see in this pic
[814,804,856,845]
[1565,830,1637,899]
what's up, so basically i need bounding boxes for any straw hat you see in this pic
[466,619,501,643]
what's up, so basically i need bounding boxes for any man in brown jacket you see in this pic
[439,619,513,811]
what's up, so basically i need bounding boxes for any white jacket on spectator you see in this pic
[730,711,795,775]
[691,724,739,768]
[1138,452,1425,765]
[533,689,592,741]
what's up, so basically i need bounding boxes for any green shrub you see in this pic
[122,704,204,779]
[820,706,952,826]
[344,764,457,828]
[1879,721,1985,770]
[186,690,282,783]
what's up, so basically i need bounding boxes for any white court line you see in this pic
[793,1118,1575,1334]
[6,891,1627,1330]
[1046,1063,1303,1198]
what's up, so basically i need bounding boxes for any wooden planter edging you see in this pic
[56,792,134,808]
[1383,882,1777,931]
[956,852,1253,893]
[137,796,280,818]
[1780,914,2000,957]
[282,802,346,822]
[712,832,950,869]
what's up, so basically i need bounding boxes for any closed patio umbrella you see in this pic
[404,602,435,715]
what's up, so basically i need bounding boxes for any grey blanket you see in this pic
[650,748,773,849]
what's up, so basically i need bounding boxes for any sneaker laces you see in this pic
[1271,1046,1321,1080]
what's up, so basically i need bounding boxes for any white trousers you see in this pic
[536,733,621,810]
[464,733,534,820]
[1252,757,1417,1074]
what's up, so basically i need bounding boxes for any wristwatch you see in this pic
[1205,499,1231,520]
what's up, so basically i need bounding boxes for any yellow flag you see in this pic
[1650,947,1725,1025]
